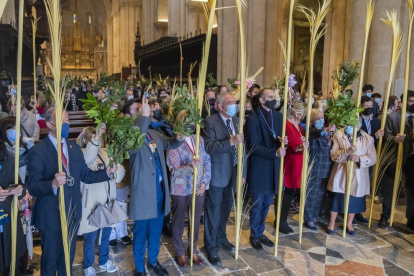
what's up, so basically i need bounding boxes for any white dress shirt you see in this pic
[220,113,235,135]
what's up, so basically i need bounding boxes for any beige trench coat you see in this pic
[327,129,377,197]
[78,138,125,235]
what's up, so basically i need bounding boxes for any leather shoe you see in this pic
[135,272,146,276]
[192,254,203,265]
[279,221,293,234]
[355,213,368,223]
[378,217,388,229]
[219,242,235,253]
[176,255,188,267]
[147,261,169,276]
[259,235,275,247]
[250,237,263,251]
[208,255,222,266]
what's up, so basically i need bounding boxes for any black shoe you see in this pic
[219,241,235,253]
[352,218,358,225]
[259,235,275,247]
[378,217,388,229]
[250,237,263,251]
[208,255,222,266]
[26,267,34,276]
[355,213,368,223]
[121,235,132,245]
[109,239,117,247]
[147,261,169,276]
[407,221,414,231]
[279,221,292,234]
[135,272,146,276]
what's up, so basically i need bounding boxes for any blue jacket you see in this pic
[27,135,109,230]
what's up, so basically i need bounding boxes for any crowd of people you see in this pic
[0,78,413,276]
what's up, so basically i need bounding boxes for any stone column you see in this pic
[112,11,121,73]
[107,18,114,74]
[366,0,403,96]
[321,0,351,95]
[217,0,239,85]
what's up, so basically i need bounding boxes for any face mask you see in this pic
[409,103,414,113]
[344,125,354,136]
[344,95,348,99]
[264,99,277,110]
[245,110,252,116]
[305,98,315,105]
[362,107,373,116]
[7,129,20,143]
[375,98,381,104]
[34,109,39,114]
[186,125,196,134]
[208,98,216,107]
[153,109,163,121]
[127,95,134,101]
[315,119,325,129]
[31,99,35,103]
[322,99,327,104]
[365,92,372,98]
[297,97,301,101]
[61,123,70,138]
[225,104,237,117]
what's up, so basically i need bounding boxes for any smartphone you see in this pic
[145,91,149,99]
[7,184,19,191]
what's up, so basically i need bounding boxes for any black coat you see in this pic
[308,125,332,180]
[27,136,109,231]
[360,115,381,148]
[202,105,217,119]
[0,155,26,271]
[245,110,283,195]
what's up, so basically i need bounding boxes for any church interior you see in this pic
[1,0,414,276]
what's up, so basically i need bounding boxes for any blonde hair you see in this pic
[310,109,323,124]
[289,102,306,118]
[315,100,328,114]
[76,126,96,147]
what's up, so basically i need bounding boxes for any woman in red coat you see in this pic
[276,102,308,234]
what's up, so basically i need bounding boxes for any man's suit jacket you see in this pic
[373,100,380,117]
[128,116,183,221]
[361,115,381,148]
[202,113,245,188]
[27,136,109,231]
[385,111,414,168]
[244,110,283,195]
[202,106,217,119]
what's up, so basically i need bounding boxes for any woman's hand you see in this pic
[192,158,201,169]
[9,185,23,197]
[350,154,360,163]
[95,123,107,141]
[303,140,309,149]
[346,145,357,156]
[196,183,206,196]
[0,187,10,202]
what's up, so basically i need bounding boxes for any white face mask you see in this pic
[127,95,134,100]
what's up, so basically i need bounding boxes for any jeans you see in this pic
[133,213,165,273]
[83,227,112,269]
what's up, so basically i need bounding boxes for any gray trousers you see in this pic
[171,193,205,257]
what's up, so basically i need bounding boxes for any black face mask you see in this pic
[264,99,277,110]
[153,109,163,121]
[245,110,253,116]
[409,104,414,113]
[186,125,196,134]
[208,98,216,107]
[362,107,373,116]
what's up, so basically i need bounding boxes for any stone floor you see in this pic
[29,196,414,276]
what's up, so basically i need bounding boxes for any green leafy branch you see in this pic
[326,93,364,128]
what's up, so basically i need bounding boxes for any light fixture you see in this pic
[191,0,208,2]
[158,19,168,22]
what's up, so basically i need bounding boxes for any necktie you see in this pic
[61,142,68,170]
[226,119,238,166]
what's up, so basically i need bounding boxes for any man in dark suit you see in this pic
[27,108,114,276]
[360,96,384,148]
[380,90,414,229]
[244,88,286,251]
[202,92,244,265]
[356,96,384,224]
